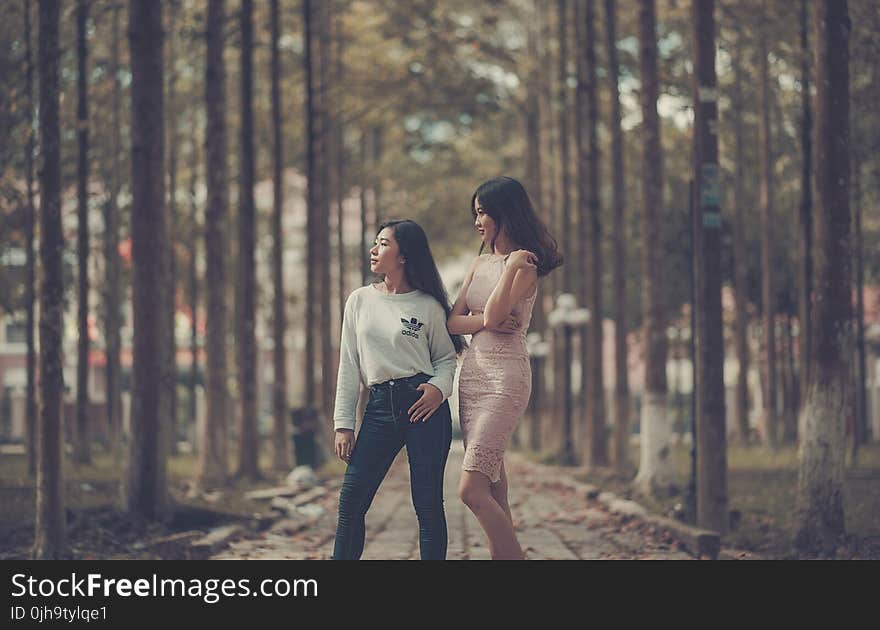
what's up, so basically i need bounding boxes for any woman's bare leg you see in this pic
[459,469,524,560]
[489,462,513,525]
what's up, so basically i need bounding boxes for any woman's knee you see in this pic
[337,481,370,519]
[459,477,490,511]
[413,497,445,525]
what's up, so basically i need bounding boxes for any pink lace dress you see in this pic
[458,255,538,483]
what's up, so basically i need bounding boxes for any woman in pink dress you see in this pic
[448,176,562,559]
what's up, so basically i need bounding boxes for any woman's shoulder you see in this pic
[472,253,495,269]
[346,285,373,305]
[351,285,374,296]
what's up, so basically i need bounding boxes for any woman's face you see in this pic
[473,198,498,247]
[369,227,403,275]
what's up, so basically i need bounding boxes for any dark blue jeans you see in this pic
[332,373,452,560]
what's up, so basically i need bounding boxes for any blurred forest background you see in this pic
[0,0,877,559]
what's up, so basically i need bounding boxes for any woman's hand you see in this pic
[506,249,538,271]
[407,383,444,423]
[490,314,519,334]
[335,429,354,463]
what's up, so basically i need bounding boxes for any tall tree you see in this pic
[75,0,91,464]
[236,0,259,479]
[371,126,383,227]
[794,0,851,557]
[270,0,290,470]
[634,0,671,496]
[104,2,123,457]
[335,7,346,339]
[729,28,750,445]
[525,0,543,245]
[852,143,866,460]
[584,0,606,468]
[692,0,728,535]
[126,0,169,521]
[757,16,778,449]
[574,0,588,453]
[556,0,575,465]
[798,0,813,409]
[200,0,229,486]
[782,309,798,441]
[33,0,65,559]
[605,0,630,475]
[319,0,334,416]
[303,0,318,410]
[166,0,181,456]
[540,4,561,451]
[188,119,200,456]
[359,131,369,284]
[523,0,549,451]
[556,0,571,294]
[23,0,37,476]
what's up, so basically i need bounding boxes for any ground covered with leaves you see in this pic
[569,442,880,559]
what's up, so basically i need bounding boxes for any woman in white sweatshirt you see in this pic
[331,219,465,560]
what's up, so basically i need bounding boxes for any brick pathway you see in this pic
[213,440,694,560]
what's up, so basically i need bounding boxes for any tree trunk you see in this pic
[730,32,750,445]
[319,0,335,417]
[200,0,229,486]
[633,0,671,496]
[525,0,543,243]
[270,0,290,471]
[237,0,260,479]
[166,0,180,456]
[371,126,383,228]
[126,0,169,522]
[525,0,545,344]
[556,0,571,295]
[784,313,798,442]
[23,0,38,477]
[188,119,200,456]
[794,0,851,557]
[105,3,123,458]
[335,9,346,343]
[852,144,866,460]
[556,0,575,464]
[540,4,560,453]
[304,0,318,410]
[359,132,369,285]
[758,22,778,449]
[75,0,91,464]
[34,0,66,559]
[798,0,813,410]
[585,0,606,468]
[574,0,588,457]
[605,0,630,476]
[693,0,728,534]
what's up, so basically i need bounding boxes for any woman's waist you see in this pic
[467,331,528,353]
[367,372,431,393]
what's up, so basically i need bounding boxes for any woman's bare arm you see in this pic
[447,257,484,335]
[483,256,537,330]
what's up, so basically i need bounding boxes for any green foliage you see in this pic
[1,0,877,338]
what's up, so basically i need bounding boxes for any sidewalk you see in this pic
[213,439,695,560]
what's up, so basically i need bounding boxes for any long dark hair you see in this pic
[376,219,467,354]
[471,176,563,277]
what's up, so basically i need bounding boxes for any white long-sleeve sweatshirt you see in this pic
[332,284,457,431]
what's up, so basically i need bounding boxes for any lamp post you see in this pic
[549,294,591,466]
[526,332,550,452]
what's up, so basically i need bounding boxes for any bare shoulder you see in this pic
[468,255,489,275]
